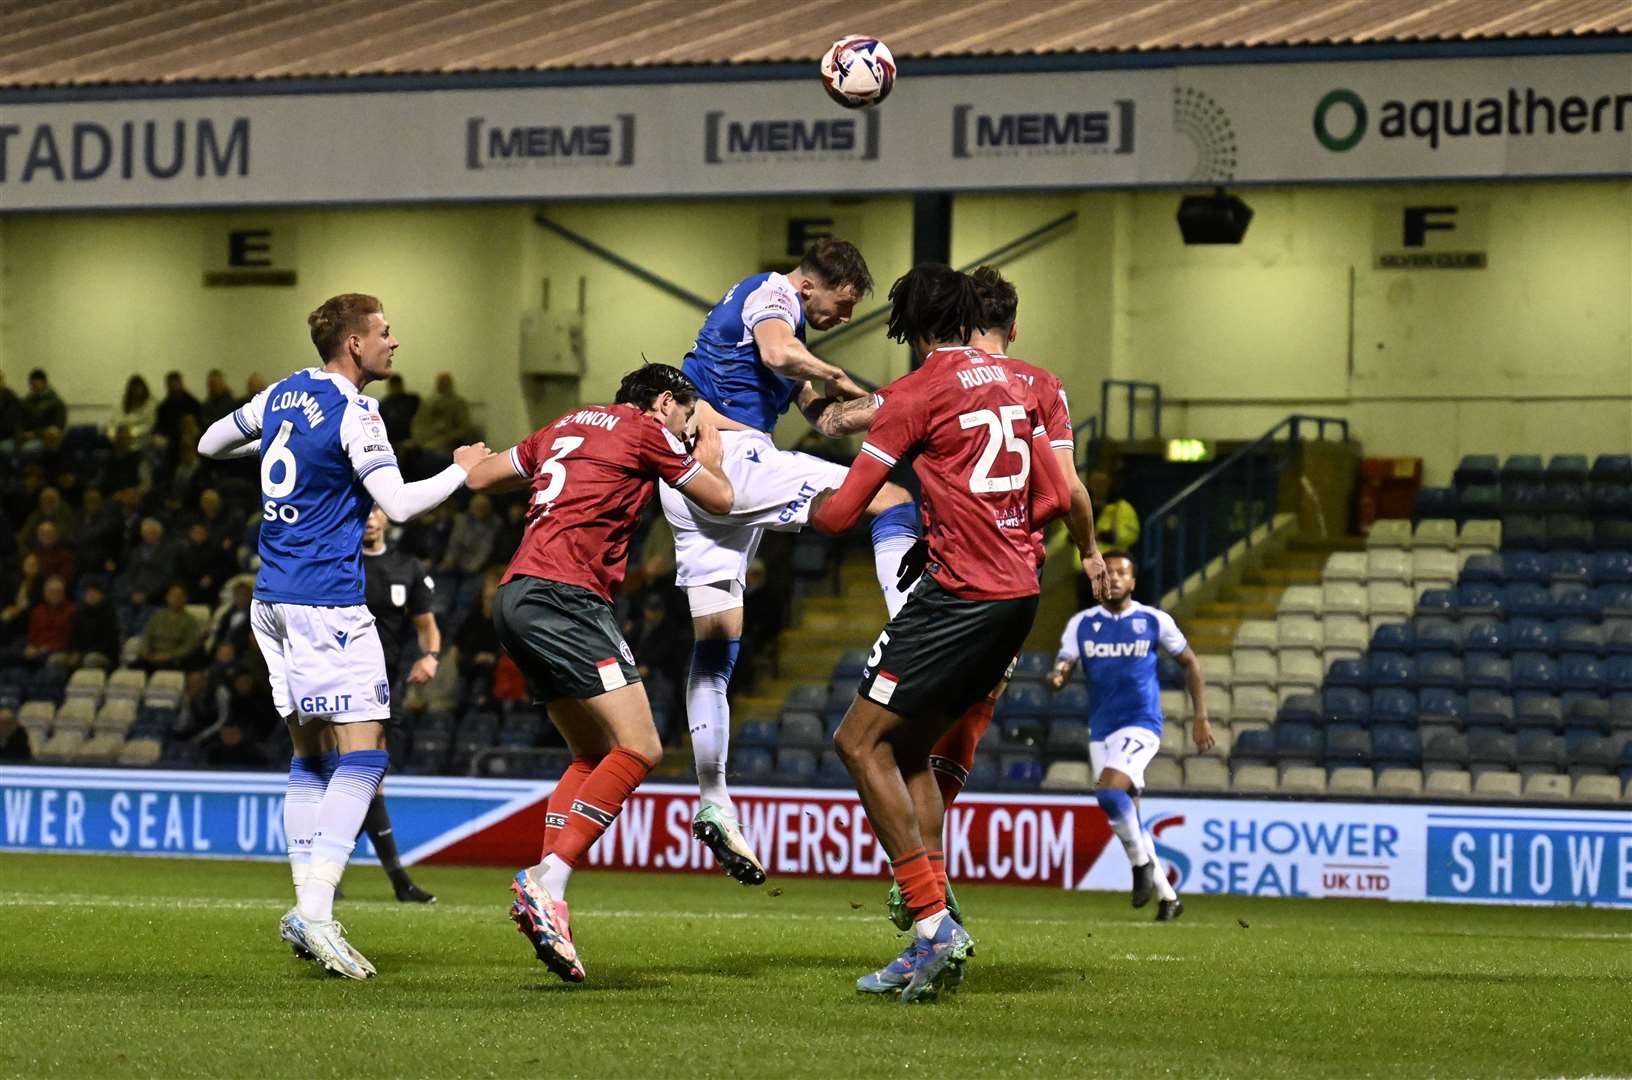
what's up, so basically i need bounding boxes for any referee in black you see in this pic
[360,506,438,903]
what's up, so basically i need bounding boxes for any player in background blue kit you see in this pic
[199,293,491,978]
[660,239,918,885]
[1047,551,1213,922]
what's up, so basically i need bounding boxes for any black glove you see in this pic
[895,536,929,592]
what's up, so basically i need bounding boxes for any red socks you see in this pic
[930,696,995,809]
[549,747,655,868]
[927,849,947,899]
[891,847,947,921]
[540,757,597,861]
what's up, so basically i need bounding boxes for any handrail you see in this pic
[1138,414,1351,602]
[1101,379,1162,441]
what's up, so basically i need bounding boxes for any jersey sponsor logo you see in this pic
[596,657,627,693]
[268,388,327,428]
[465,114,635,169]
[868,671,899,706]
[704,110,880,163]
[777,481,820,524]
[299,693,352,714]
[362,443,390,453]
[1082,640,1151,659]
[951,101,1136,158]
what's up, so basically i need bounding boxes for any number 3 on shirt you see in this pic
[532,436,584,506]
[959,405,1031,493]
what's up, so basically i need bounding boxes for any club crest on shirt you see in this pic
[1092,621,1102,632]
[1132,618,1148,634]
[375,681,390,706]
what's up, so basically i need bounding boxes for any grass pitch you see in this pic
[0,853,1628,1078]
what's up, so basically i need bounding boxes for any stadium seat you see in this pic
[1501,550,1549,583]
[1455,454,1500,487]
[1412,517,1457,548]
[1045,719,1088,758]
[1322,583,1367,617]
[54,699,96,734]
[1323,552,1366,582]
[1548,454,1590,485]
[1411,549,1458,593]
[1230,686,1277,722]
[1323,688,1369,726]
[1012,651,1054,682]
[1372,725,1422,766]
[1145,757,1183,791]
[1367,652,1414,689]
[1500,514,1547,550]
[1466,689,1516,728]
[1279,586,1323,616]
[1511,653,1558,692]
[1517,732,1567,771]
[1231,764,1278,794]
[73,731,126,764]
[1001,683,1050,720]
[1279,618,1323,656]
[1231,728,1275,764]
[1469,731,1517,769]
[1458,519,1502,553]
[1416,589,1457,616]
[784,684,826,712]
[1592,453,1632,483]
[735,721,776,748]
[1502,584,1552,618]
[1412,616,1461,654]
[1470,770,1521,799]
[63,668,105,704]
[1423,732,1470,768]
[1202,686,1230,721]
[776,748,818,783]
[1417,687,1466,726]
[1366,520,1412,548]
[1567,734,1615,773]
[1278,693,1321,726]
[1158,725,1185,758]
[1231,649,1276,687]
[1325,659,1365,688]
[1505,618,1552,654]
[1365,688,1411,726]
[1234,620,1278,651]
[1040,761,1091,791]
[1553,584,1603,619]
[1462,619,1509,656]
[1328,766,1374,796]
[1462,486,1503,519]
[1515,693,1565,731]
[1572,774,1621,803]
[1456,583,1506,617]
[18,700,55,734]
[779,712,824,749]
[36,729,86,763]
[1503,482,1548,514]
[1589,483,1632,519]
[1186,723,1231,759]
[1548,549,1593,583]
[1559,655,1605,692]
[1158,689,1187,720]
[1556,622,1604,656]
[1002,756,1044,788]
[1596,520,1632,549]
[1183,757,1228,792]
[1414,652,1462,689]
[1607,588,1632,618]
[1377,767,1425,798]
[832,649,867,680]
[1277,653,1322,692]
[1198,653,1232,689]
[1503,454,1545,485]
[1275,723,1322,764]
[1323,616,1370,653]
[1279,765,1326,795]
[1547,516,1594,550]
[1593,551,1632,584]
[1371,622,1414,653]
[1367,548,1411,583]
[1324,728,1371,767]
[93,699,136,734]
[1155,653,1181,688]
[1050,683,1089,717]
[1520,773,1571,801]
[116,737,162,767]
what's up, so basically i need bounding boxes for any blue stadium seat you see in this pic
[1372,726,1423,766]
[1567,734,1615,773]
[1592,551,1632,584]
[1502,482,1547,513]
[1457,583,1507,616]
[780,712,824,749]
[734,747,775,780]
[1371,623,1414,653]
[1422,732,1470,768]
[736,721,777,748]
[1370,687,1416,726]
[1049,684,1089,717]
[1455,454,1501,487]
[1414,486,1458,520]
[1549,484,1589,516]
[1275,723,1323,765]
[818,751,851,787]
[1616,742,1632,783]
[1502,515,1548,550]
[1595,520,1632,549]
[1549,550,1593,583]
[1461,619,1508,655]
[1468,731,1518,768]
[1000,683,1050,720]
[1507,617,1556,653]
[1323,688,1370,726]
[1553,584,1603,619]
[1606,656,1632,687]
[785,684,827,712]
[1461,554,1506,584]
[1464,654,1511,691]
[1417,589,1457,616]
[825,683,853,715]
[1588,483,1632,518]
[1547,516,1594,551]
[1514,692,1564,731]
[999,717,1046,750]
[1511,653,1559,692]
[1413,616,1462,654]
[1367,653,1414,689]
[1516,732,1566,770]
[1612,693,1632,732]
[1467,689,1516,728]
[777,748,818,782]
[1548,454,1590,485]
[1325,659,1367,689]
[833,649,868,680]
[1232,728,1276,764]
[1556,622,1604,655]
[1418,687,1467,726]
[1591,454,1632,484]
[1565,694,1611,733]
[1414,652,1463,689]
[1325,728,1372,767]
[1503,455,1545,485]
[1501,550,1549,583]
[1003,757,1044,788]
[1608,622,1632,655]
[1045,719,1088,757]
[1503,584,1551,618]
[1279,693,1321,725]
[1460,485,1503,518]
[1559,654,1606,692]
[1013,651,1054,681]
[1604,585,1632,617]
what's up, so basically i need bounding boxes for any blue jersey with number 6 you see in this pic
[1056,601,1188,741]
[230,368,398,606]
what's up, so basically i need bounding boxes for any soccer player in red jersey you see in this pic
[809,264,1073,1003]
[464,363,733,983]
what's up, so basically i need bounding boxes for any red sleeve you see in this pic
[811,453,891,535]
[638,419,702,487]
[1044,376,1074,451]
[1027,397,1070,526]
[856,379,921,471]
[510,431,540,478]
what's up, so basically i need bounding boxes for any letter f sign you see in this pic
[1403,205,1457,247]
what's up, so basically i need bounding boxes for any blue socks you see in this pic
[301,749,390,922]
[1096,786,1150,866]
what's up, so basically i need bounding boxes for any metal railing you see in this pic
[1137,415,1351,603]
[1101,379,1162,441]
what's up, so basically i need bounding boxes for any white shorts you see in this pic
[659,429,849,591]
[1090,726,1163,792]
[250,600,392,725]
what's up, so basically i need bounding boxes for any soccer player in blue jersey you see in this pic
[660,238,917,884]
[199,293,491,977]
[1047,551,1212,921]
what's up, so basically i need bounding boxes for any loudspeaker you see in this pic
[1176,189,1253,245]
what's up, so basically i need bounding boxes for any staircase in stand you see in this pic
[1184,536,1365,655]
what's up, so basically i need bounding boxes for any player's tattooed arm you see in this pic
[798,382,877,437]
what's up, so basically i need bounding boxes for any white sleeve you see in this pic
[340,397,398,483]
[363,464,468,523]
[1053,388,1076,450]
[1057,611,1086,665]
[198,388,269,459]
[1154,609,1189,656]
[742,278,800,334]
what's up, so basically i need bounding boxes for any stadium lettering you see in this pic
[1370,88,1632,151]
[977,111,1110,147]
[488,125,612,159]
[956,365,1009,390]
[726,119,855,155]
[0,118,249,183]
[1202,817,1398,857]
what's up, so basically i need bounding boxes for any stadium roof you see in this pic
[3,0,1632,90]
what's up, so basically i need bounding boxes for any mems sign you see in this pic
[204,224,297,287]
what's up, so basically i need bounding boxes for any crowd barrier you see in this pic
[3,767,1630,906]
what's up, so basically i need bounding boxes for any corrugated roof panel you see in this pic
[2,0,1631,89]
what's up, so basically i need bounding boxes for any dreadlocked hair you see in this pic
[885,263,985,348]
[614,363,699,410]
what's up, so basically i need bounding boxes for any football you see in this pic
[819,35,896,109]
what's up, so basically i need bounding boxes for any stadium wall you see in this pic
[5,767,1630,907]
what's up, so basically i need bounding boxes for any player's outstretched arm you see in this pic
[364,443,492,522]
[197,414,261,459]
[1176,646,1214,752]
[1054,446,1107,597]
[1047,611,1087,690]
[1028,427,1072,527]
[465,446,532,493]
[753,318,853,386]
[675,419,735,514]
[809,452,890,536]
[797,382,878,438]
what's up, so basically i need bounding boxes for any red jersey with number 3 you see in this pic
[993,353,1075,564]
[501,403,701,602]
[860,347,1052,601]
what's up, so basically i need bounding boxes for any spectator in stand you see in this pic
[378,373,420,447]
[20,487,77,547]
[154,370,201,449]
[100,427,145,493]
[28,522,76,586]
[181,521,237,606]
[64,576,120,670]
[165,416,205,506]
[75,488,125,576]
[0,707,30,762]
[456,568,504,710]
[199,369,238,431]
[243,372,268,399]
[18,369,67,443]
[204,720,269,768]
[140,582,204,671]
[208,578,255,658]
[177,667,224,740]
[24,575,73,667]
[439,493,499,575]
[195,488,236,548]
[0,371,20,446]
[1081,469,1140,607]
[121,517,178,611]
[410,371,475,451]
[0,553,43,648]
[32,426,77,498]
[108,375,156,441]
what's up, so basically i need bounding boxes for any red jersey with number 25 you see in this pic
[860,347,1052,602]
[501,403,701,602]
[992,352,1075,564]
